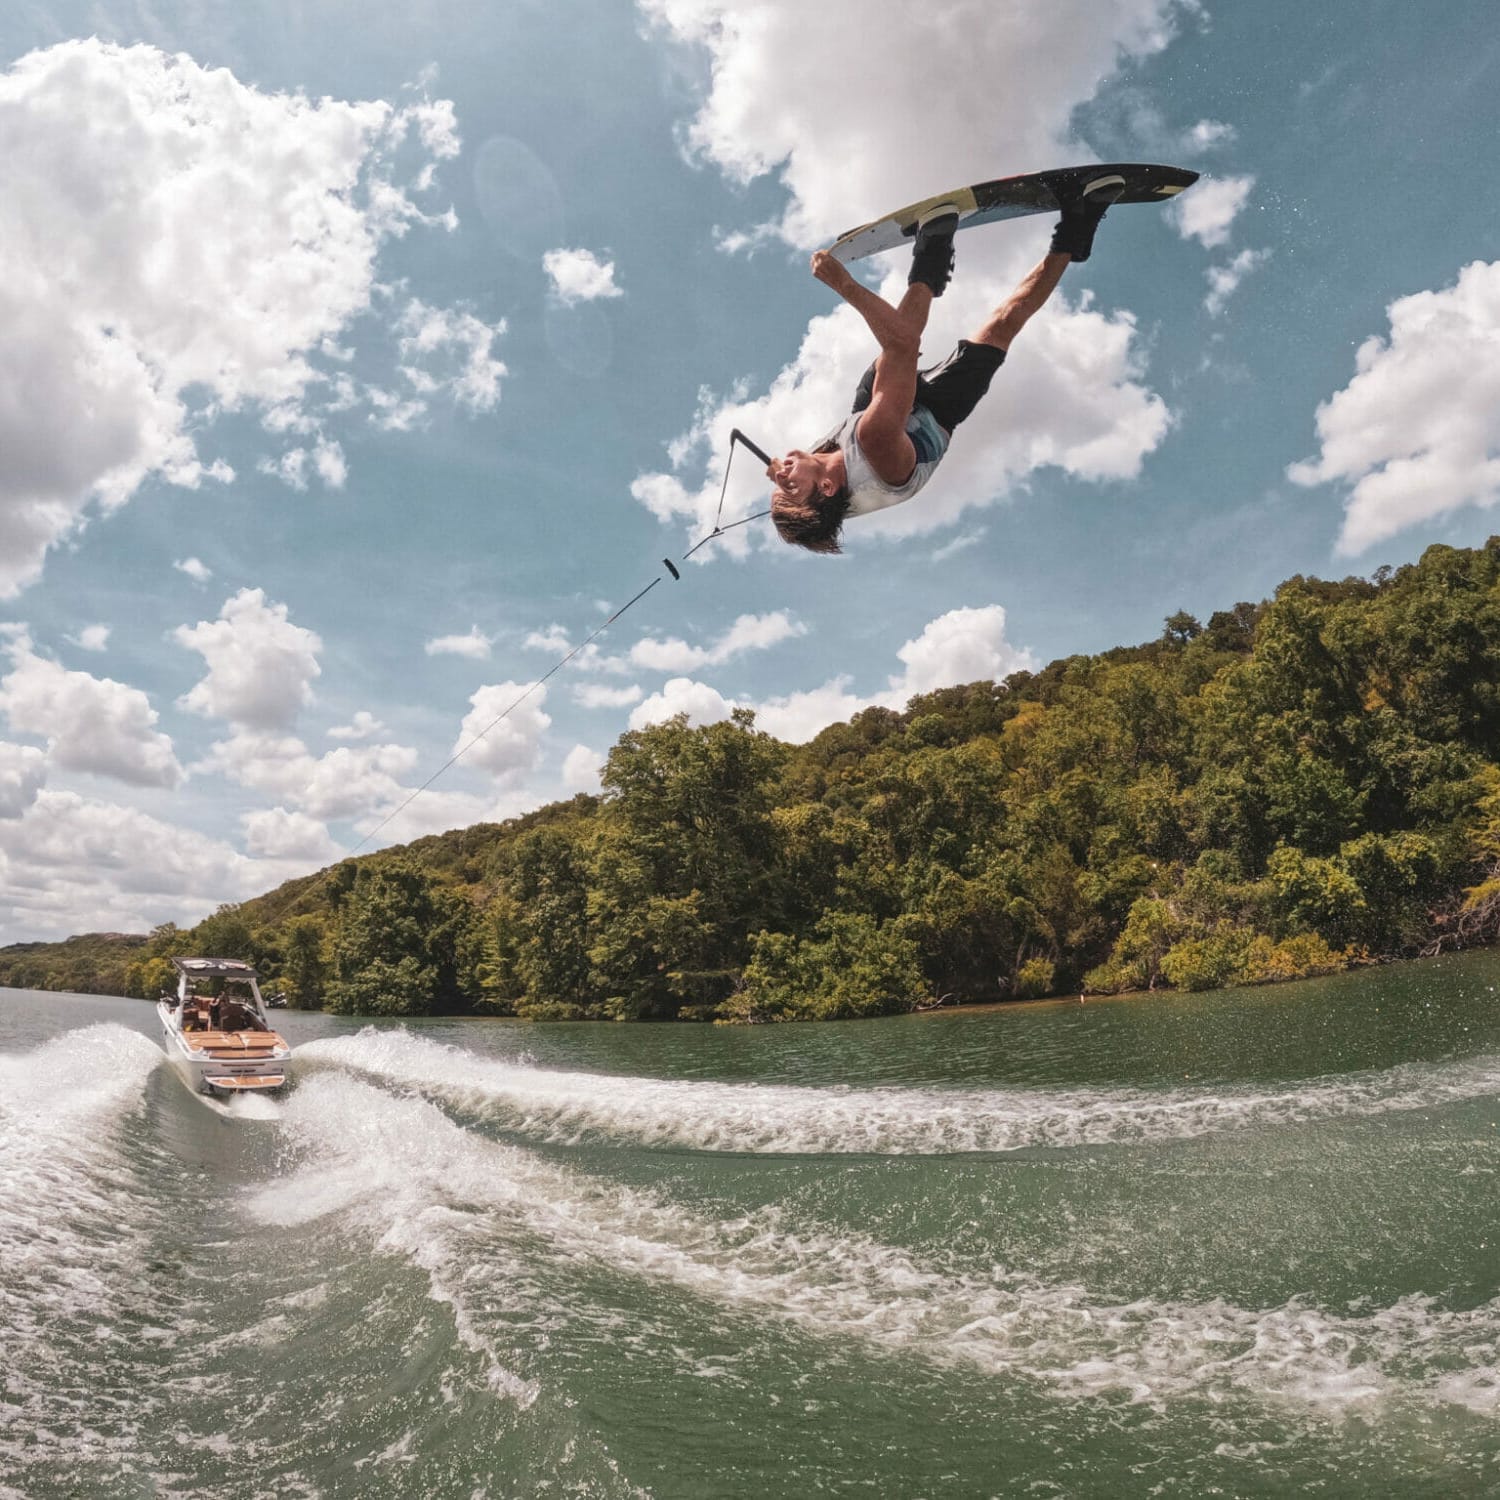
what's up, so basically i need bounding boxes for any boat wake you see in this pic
[0,1026,178,1483]
[300,1029,1500,1156]
[251,1071,1500,1419]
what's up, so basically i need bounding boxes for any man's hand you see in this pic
[810,249,854,295]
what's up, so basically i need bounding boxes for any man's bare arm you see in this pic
[810,251,925,484]
[811,251,921,353]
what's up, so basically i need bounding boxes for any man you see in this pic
[767,174,1125,553]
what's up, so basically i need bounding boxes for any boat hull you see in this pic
[157,1002,292,1097]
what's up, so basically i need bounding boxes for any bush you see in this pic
[1239,932,1351,985]
[1160,927,1253,991]
[1081,958,1146,995]
[1012,957,1056,999]
[730,912,926,1022]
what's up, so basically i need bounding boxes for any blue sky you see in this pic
[1,0,1498,942]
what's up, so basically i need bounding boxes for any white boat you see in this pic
[157,956,292,1097]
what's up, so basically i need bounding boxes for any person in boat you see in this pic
[767,175,1124,553]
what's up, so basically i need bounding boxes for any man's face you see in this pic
[767,449,822,505]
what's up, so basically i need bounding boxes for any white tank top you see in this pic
[826,406,950,516]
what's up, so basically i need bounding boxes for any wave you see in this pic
[251,1072,1500,1417]
[299,1029,1500,1156]
[0,1026,175,1480]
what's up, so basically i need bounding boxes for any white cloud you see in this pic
[425,626,493,659]
[931,530,985,562]
[629,604,1035,742]
[892,605,1036,695]
[525,624,574,653]
[572,682,644,709]
[175,557,212,583]
[0,741,47,818]
[628,611,805,672]
[256,437,350,492]
[240,807,344,862]
[0,39,464,597]
[1169,173,1254,249]
[1288,260,1500,556]
[327,710,386,741]
[642,0,1188,248]
[70,625,110,652]
[1204,247,1270,316]
[175,589,323,731]
[0,788,310,943]
[561,743,604,793]
[198,730,419,823]
[394,297,507,413]
[1187,119,1236,150]
[543,248,625,306]
[313,438,349,489]
[0,635,183,787]
[454,682,551,784]
[630,677,738,730]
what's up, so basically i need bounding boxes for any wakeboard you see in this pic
[826,163,1198,264]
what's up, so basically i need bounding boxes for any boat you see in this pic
[157,956,293,1097]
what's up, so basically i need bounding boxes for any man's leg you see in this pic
[970,252,1072,353]
[971,174,1124,352]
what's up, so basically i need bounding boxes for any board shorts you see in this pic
[851,339,1007,434]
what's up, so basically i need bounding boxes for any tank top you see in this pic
[824,405,949,516]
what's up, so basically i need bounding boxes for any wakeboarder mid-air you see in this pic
[766,170,1163,553]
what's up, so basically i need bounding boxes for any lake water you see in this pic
[3,952,1499,1498]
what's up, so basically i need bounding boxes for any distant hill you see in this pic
[5,539,1500,1019]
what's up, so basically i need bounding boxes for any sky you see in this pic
[1,0,1498,944]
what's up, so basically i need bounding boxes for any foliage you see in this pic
[8,538,1500,1019]
[729,911,926,1021]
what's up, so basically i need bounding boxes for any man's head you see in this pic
[768,448,851,553]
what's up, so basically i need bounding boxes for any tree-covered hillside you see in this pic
[6,540,1500,1019]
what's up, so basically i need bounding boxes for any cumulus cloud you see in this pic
[327,710,386,741]
[0,634,183,787]
[630,603,1035,741]
[543,248,625,305]
[1288,260,1500,555]
[425,626,494,659]
[629,611,805,671]
[198,730,419,823]
[175,589,323,731]
[1169,172,1254,249]
[0,741,47,818]
[643,0,1189,248]
[70,625,110,652]
[175,557,212,583]
[630,677,738,730]
[1204,247,1271,316]
[0,788,308,942]
[240,807,344,862]
[0,39,465,597]
[454,682,552,784]
[572,682,644,709]
[561,743,604,793]
[393,297,508,413]
[258,437,349,492]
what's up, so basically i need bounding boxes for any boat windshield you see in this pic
[177,980,268,1033]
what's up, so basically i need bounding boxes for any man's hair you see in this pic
[772,481,852,553]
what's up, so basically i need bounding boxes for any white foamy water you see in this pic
[0,1026,176,1480]
[300,1029,1500,1156]
[251,1073,1500,1417]
[0,1025,166,1334]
